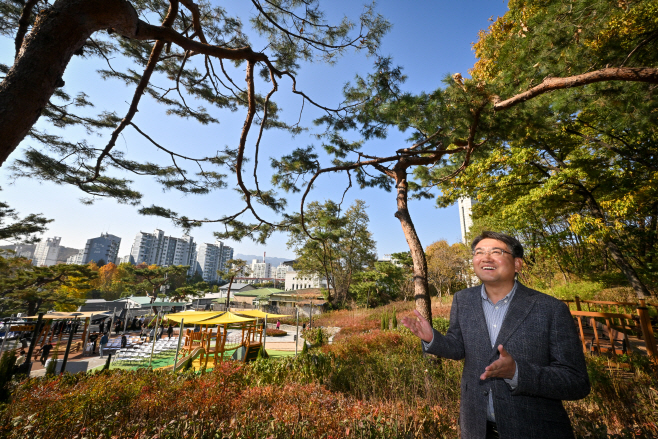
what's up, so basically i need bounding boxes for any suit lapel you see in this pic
[463,285,492,353]
[489,283,538,360]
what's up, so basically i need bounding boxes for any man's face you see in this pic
[472,238,522,284]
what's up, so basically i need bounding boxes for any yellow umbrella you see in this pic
[234,309,290,319]
[165,311,223,323]
[197,311,256,325]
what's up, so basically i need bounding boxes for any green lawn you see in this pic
[89,348,296,372]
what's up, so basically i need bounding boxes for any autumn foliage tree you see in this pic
[425,240,470,298]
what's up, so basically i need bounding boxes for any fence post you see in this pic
[173,318,184,371]
[25,313,44,377]
[575,296,582,311]
[60,317,78,375]
[637,306,657,360]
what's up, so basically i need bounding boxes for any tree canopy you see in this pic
[287,199,376,304]
[0,0,389,244]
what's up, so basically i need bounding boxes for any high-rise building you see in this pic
[82,233,122,266]
[66,249,84,265]
[249,259,271,279]
[274,263,293,280]
[220,245,233,272]
[13,245,32,259]
[458,197,475,245]
[155,235,196,270]
[118,254,135,265]
[33,237,61,267]
[129,229,196,273]
[195,241,223,283]
[130,229,165,265]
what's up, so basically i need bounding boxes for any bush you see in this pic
[0,367,455,438]
[381,311,388,330]
[257,345,269,360]
[301,327,330,346]
[391,308,398,329]
[544,281,603,301]
[265,328,287,337]
[432,317,450,334]
[0,351,15,402]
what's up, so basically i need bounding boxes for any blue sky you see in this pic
[0,0,509,259]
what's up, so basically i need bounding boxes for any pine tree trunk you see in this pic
[393,171,432,325]
[0,0,139,166]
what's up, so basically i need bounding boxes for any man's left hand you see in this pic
[480,345,516,380]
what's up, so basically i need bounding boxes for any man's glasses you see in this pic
[472,248,513,257]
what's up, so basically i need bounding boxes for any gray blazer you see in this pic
[425,283,590,439]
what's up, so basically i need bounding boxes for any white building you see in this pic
[66,249,84,265]
[196,241,226,282]
[274,263,293,280]
[284,270,328,291]
[33,237,61,267]
[156,235,196,269]
[129,229,196,274]
[249,259,271,278]
[458,197,475,244]
[118,254,134,265]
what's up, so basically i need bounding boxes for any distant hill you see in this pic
[235,253,293,267]
[0,244,80,264]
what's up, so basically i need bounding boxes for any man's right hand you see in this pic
[401,310,434,343]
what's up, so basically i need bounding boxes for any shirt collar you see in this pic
[480,281,518,305]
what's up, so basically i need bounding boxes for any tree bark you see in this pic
[0,0,140,166]
[493,67,658,110]
[0,0,269,168]
[392,169,432,325]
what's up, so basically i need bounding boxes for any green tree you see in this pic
[273,0,658,321]
[0,255,96,315]
[173,279,211,303]
[351,261,406,307]
[424,0,658,298]
[287,199,376,305]
[217,259,246,309]
[123,264,190,305]
[0,189,52,244]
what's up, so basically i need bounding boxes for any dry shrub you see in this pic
[2,367,455,438]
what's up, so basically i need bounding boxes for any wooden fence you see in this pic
[563,297,658,361]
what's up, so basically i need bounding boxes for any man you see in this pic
[38,342,53,365]
[99,332,109,358]
[402,231,590,439]
[89,332,99,354]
